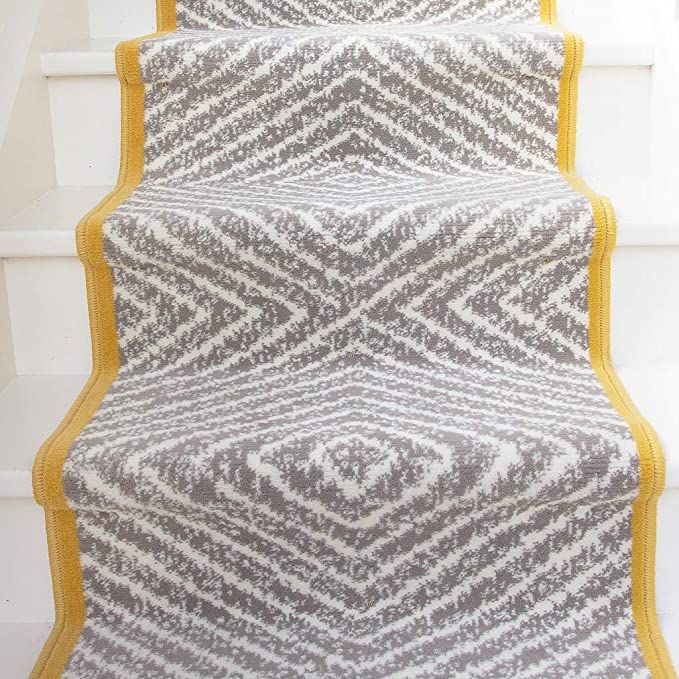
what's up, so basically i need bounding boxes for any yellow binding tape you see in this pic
[545,2,677,677]
[30,30,160,679]
[157,0,177,32]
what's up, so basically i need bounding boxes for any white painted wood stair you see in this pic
[1,0,679,675]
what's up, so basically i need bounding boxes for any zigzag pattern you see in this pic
[174,0,543,30]
[140,26,564,181]
[55,1,653,676]
[65,360,644,676]
[102,173,591,375]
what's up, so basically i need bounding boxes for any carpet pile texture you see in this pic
[32,0,675,677]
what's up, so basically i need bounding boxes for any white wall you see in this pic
[0,0,89,222]
[0,0,43,147]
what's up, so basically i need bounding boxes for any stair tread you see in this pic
[1,186,678,258]
[0,365,678,496]
[40,35,655,77]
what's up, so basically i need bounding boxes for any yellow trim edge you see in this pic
[548,8,677,679]
[157,0,177,32]
[540,0,557,24]
[30,33,155,678]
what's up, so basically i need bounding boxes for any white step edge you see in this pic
[1,618,677,679]
[39,38,656,78]
[0,186,109,257]
[0,375,89,499]
[0,471,34,499]
[1,187,679,258]
[0,366,678,498]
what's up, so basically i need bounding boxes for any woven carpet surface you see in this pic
[32,1,674,677]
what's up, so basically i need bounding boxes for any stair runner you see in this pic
[32,1,676,677]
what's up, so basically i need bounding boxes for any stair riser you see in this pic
[47,66,652,217]
[2,490,678,623]
[610,247,679,368]
[0,500,53,624]
[88,0,155,39]
[4,246,677,375]
[4,257,90,375]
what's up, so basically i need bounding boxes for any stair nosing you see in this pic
[2,443,679,498]
[40,39,655,78]
[2,220,678,257]
[0,471,33,499]
[1,363,679,497]
[2,187,678,257]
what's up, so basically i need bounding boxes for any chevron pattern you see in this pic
[52,0,655,676]
[174,0,544,29]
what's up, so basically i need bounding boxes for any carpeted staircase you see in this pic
[31,1,676,677]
